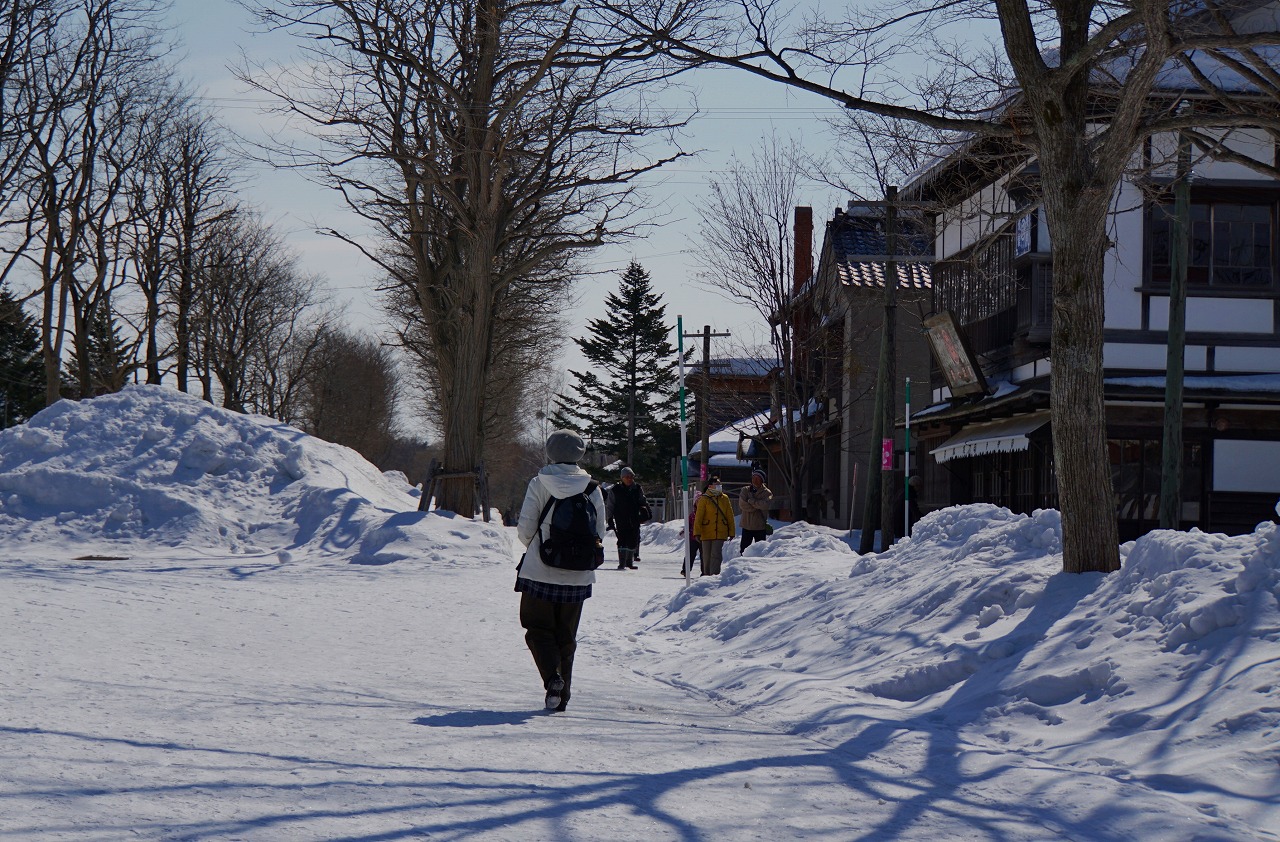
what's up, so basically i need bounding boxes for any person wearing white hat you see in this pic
[515,429,607,712]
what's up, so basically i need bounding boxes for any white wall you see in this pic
[937,176,1019,259]
[1194,130,1275,180]
[1148,298,1275,334]
[1105,342,1207,371]
[1147,129,1274,179]
[1214,440,1280,493]
[1216,346,1280,372]
[1104,180,1147,330]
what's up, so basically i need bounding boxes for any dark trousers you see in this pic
[686,536,701,572]
[740,529,768,553]
[616,524,641,566]
[519,592,584,702]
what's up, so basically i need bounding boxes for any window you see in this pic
[1149,201,1275,288]
[1109,437,1203,538]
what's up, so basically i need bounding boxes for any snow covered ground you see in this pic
[1,385,1278,840]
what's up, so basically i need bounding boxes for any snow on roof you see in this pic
[1105,373,1280,392]
[688,409,773,457]
[905,33,1280,195]
[692,357,777,378]
[912,379,1024,420]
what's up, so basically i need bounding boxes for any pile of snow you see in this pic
[635,503,1280,833]
[0,385,508,564]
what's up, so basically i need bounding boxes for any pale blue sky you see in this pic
[169,0,849,377]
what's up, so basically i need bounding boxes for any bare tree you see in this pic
[252,319,332,423]
[692,134,824,518]
[387,248,569,471]
[237,0,690,516]
[1,0,171,404]
[599,0,1280,574]
[193,207,327,413]
[166,111,238,395]
[0,1,57,226]
[117,98,236,387]
[293,327,399,463]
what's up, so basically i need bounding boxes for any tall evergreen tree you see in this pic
[554,262,678,477]
[66,303,132,398]
[0,283,46,428]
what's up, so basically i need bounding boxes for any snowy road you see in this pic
[3,528,1273,841]
[0,548,1073,842]
[1,540,871,841]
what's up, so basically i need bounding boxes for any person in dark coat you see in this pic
[606,466,649,569]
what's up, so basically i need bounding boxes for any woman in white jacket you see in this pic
[515,429,607,712]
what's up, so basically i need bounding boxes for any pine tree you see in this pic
[0,282,46,428]
[554,262,678,478]
[67,303,131,398]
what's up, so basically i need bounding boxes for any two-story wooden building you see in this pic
[904,126,1280,539]
[805,202,934,528]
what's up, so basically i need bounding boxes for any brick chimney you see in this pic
[794,206,813,291]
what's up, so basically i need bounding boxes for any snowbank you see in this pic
[636,504,1280,832]
[0,385,509,564]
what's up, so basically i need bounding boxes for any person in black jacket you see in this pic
[606,466,650,569]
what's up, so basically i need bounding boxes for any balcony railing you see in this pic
[933,249,1053,363]
[1016,258,1053,344]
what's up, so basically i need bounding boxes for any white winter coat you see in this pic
[516,463,608,586]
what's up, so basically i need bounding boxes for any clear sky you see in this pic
[168,0,850,379]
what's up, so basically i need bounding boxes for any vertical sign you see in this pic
[881,438,894,470]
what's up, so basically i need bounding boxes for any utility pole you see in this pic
[627,331,637,467]
[682,324,731,484]
[860,186,900,554]
[1160,129,1192,529]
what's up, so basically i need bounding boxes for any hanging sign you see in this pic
[923,310,990,398]
[881,438,894,470]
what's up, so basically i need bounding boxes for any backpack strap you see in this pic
[716,496,733,531]
[534,494,557,532]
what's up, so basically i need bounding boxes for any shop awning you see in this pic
[930,412,1051,464]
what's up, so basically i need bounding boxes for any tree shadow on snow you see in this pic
[4,570,1268,842]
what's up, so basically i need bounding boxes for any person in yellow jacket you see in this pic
[693,475,736,575]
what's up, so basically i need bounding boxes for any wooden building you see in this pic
[800,203,934,527]
[904,127,1280,539]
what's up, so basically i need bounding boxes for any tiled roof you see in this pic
[691,357,778,378]
[827,209,932,291]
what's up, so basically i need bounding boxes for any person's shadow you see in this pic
[412,709,542,728]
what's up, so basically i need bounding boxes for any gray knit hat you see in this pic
[545,429,586,463]
[620,466,635,478]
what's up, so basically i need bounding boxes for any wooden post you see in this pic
[859,186,899,553]
[1159,130,1191,530]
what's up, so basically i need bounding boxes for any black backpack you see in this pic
[536,481,604,571]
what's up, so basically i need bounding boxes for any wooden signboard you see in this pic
[923,311,989,398]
